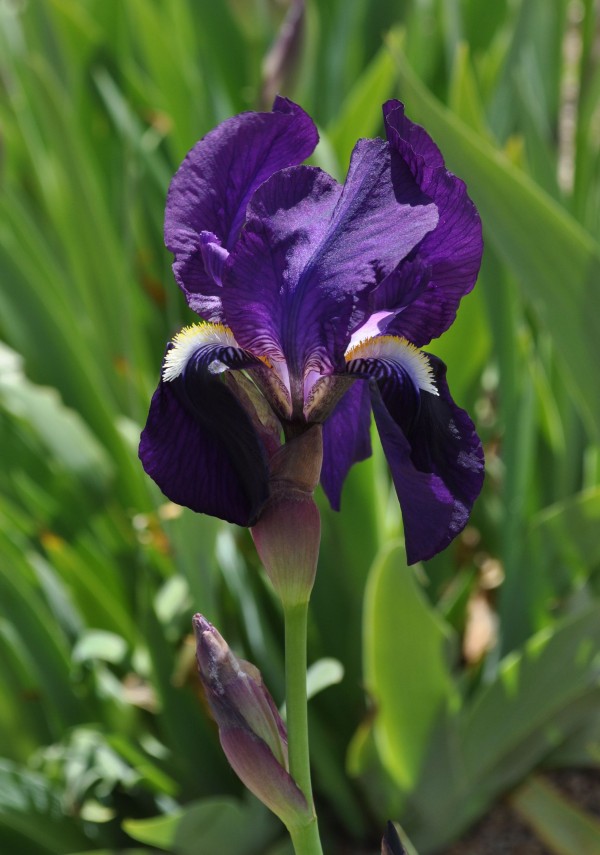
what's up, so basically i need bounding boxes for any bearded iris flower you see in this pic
[139,97,484,565]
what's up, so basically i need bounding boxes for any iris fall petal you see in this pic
[321,381,372,509]
[367,351,483,564]
[139,335,270,526]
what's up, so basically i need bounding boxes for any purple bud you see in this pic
[382,821,406,855]
[252,426,322,606]
[193,614,310,826]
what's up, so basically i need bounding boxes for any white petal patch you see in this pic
[345,334,438,395]
[162,322,239,382]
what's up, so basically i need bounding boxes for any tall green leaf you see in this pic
[363,542,458,794]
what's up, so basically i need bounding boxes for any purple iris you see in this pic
[139,97,484,564]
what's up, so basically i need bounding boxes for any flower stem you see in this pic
[284,601,323,855]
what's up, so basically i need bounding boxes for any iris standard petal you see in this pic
[321,380,372,509]
[382,100,444,178]
[223,166,341,373]
[371,101,483,347]
[346,337,483,563]
[139,326,270,526]
[224,138,439,389]
[164,97,318,320]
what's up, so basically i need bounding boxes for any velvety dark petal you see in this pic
[321,380,372,510]
[139,344,270,526]
[406,354,484,507]
[224,140,438,382]
[371,388,456,565]
[165,97,318,318]
[371,101,483,346]
[352,344,483,563]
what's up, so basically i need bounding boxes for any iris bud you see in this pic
[251,425,322,607]
[193,614,310,827]
[382,821,406,855]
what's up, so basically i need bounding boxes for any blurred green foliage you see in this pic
[0,0,599,853]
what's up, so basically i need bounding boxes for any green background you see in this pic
[1,1,600,852]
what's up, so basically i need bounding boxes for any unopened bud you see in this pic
[193,615,310,827]
[382,821,406,855]
[252,426,322,607]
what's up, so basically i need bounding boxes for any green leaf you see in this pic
[528,487,600,597]
[69,851,159,855]
[124,798,277,855]
[462,606,600,790]
[363,542,458,793]
[511,775,600,855]
[306,658,344,701]
[281,658,344,717]
[0,343,112,490]
[123,812,179,851]
[0,534,83,734]
[327,44,398,168]
[72,630,128,665]
[396,606,600,851]
[174,798,275,855]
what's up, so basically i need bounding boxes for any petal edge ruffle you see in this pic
[165,98,318,319]
[372,102,483,347]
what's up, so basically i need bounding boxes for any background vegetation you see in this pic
[1,0,600,852]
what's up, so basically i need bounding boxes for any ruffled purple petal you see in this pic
[321,380,372,509]
[382,100,445,177]
[224,139,438,382]
[165,97,318,319]
[223,166,341,369]
[139,345,270,526]
[357,351,483,564]
[370,102,483,347]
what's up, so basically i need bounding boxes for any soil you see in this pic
[439,768,600,855]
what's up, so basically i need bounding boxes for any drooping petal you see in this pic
[139,325,270,526]
[346,337,483,563]
[321,380,372,509]
[224,139,438,389]
[165,97,318,320]
[369,102,483,347]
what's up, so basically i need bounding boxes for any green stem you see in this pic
[284,601,323,855]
